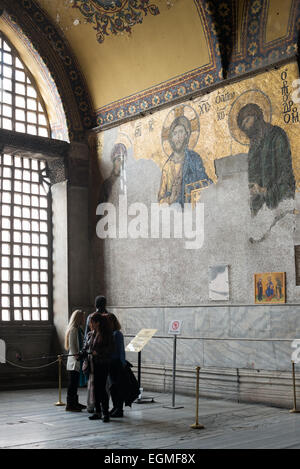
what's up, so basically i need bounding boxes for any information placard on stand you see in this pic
[126,329,157,404]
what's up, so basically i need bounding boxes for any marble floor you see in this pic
[0,388,300,449]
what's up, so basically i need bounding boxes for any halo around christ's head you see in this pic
[228,89,272,146]
[161,104,200,157]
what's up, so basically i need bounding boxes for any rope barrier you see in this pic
[124,334,295,342]
[1,346,300,419]
[0,355,59,370]
[0,351,88,406]
[0,352,86,370]
[14,355,61,362]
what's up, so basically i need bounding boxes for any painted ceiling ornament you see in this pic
[72,0,160,43]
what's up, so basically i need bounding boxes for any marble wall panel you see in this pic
[229,306,271,339]
[113,305,300,373]
[270,308,300,339]
[203,338,294,371]
[117,307,165,335]
[194,307,231,338]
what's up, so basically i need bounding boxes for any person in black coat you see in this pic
[107,313,126,418]
[84,295,108,340]
[83,295,109,413]
[86,313,114,423]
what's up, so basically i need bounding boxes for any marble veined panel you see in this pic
[270,307,300,339]
[194,307,231,338]
[203,339,285,371]
[117,308,164,336]
[229,306,271,339]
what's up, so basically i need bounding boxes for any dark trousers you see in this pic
[110,384,124,410]
[93,359,111,415]
[110,359,124,410]
[67,370,79,401]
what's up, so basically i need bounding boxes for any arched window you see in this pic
[0,32,50,137]
[0,32,52,322]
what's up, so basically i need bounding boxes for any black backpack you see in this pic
[122,361,140,407]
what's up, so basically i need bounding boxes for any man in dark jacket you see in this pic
[84,295,108,341]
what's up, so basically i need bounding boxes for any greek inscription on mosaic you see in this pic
[198,100,211,115]
[215,91,235,121]
[281,70,299,124]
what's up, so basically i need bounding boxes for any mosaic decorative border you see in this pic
[228,0,299,75]
[3,0,299,135]
[95,0,218,127]
[95,0,300,129]
[2,0,96,141]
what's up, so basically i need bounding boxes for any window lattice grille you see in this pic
[0,32,50,137]
[0,153,51,321]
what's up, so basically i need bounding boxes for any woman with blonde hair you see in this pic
[65,309,87,412]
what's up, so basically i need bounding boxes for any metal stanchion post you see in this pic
[138,351,142,396]
[172,335,176,407]
[164,335,184,409]
[290,361,300,413]
[55,355,65,406]
[190,366,205,429]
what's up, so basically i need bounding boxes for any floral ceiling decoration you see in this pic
[72,0,160,43]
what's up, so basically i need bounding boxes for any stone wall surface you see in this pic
[0,325,60,390]
[91,134,300,407]
[108,304,300,407]
[96,151,298,305]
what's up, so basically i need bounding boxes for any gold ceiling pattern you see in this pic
[0,0,298,132]
[72,0,160,43]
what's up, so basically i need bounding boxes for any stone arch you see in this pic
[0,0,95,142]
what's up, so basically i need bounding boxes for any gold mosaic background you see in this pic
[97,61,300,190]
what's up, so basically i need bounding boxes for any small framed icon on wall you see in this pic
[254,272,286,304]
